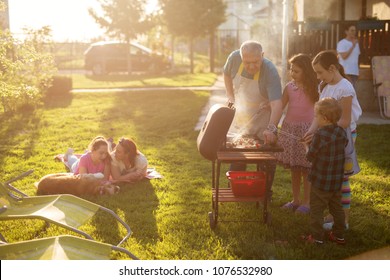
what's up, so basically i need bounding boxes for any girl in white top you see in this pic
[320,78,361,131]
[110,137,148,182]
[304,50,362,230]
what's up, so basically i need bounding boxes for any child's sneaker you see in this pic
[301,235,324,245]
[328,232,346,245]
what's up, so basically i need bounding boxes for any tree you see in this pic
[0,26,57,114]
[160,0,226,73]
[89,0,154,73]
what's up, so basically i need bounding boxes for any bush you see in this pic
[0,27,57,114]
[46,76,73,96]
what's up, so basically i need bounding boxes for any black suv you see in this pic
[84,41,171,75]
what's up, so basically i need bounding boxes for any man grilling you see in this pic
[223,40,283,199]
[224,40,283,142]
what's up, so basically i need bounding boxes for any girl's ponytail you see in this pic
[312,50,349,93]
[336,62,349,81]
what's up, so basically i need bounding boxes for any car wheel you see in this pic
[92,63,106,76]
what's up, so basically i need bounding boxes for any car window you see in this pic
[86,45,102,56]
[108,44,126,57]
[130,45,148,56]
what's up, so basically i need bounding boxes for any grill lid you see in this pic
[197,104,235,161]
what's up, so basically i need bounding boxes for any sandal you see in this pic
[295,205,310,214]
[281,201,299,211]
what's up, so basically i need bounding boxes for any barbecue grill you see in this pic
[197,104,283,229]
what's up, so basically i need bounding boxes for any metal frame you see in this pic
[208,151,278,229]
[1,170,131,246]
[0,235,138,260]
[372,56,390,119]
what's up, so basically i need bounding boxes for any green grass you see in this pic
[0,86,389,259]
[66,72,217,89]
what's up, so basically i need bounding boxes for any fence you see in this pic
[288,20,390,65]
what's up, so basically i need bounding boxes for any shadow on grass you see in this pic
[0,110,42,168]
[83,181,156,248]
[120,181,160,241]
[43,92,73,109]
[355,124,390,171]
[96,89,210,257]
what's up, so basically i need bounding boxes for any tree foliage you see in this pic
[0,27,57,113]
[89,0,155,73]
[160,0,226,73]
[89,0,153,42]
[161,0,226,38]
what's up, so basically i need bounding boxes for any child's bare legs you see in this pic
[291,169,302,206]
[281,169,301,210]
[293,169,311,214]
[290,169,310,207]
[283,168,310,213]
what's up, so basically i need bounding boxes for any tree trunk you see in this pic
[189,37,194,74]
[209,30,215,73]
[170,35,175,69]
[126,40,132,75]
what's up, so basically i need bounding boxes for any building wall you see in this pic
[345,0,363,20]
[304,0,340,20]
[295,0,390,21]
[294,0,304,21]
[370,0,390,19]
[217,0,270,59]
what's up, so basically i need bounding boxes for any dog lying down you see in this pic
[36,173,120,196]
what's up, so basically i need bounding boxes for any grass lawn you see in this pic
[0,85,389,260]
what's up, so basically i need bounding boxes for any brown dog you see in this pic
[36,173,120,197]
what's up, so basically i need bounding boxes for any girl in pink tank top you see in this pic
[276,54,319,214]
[73,136,111,180]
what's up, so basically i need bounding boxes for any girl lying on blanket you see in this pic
[110,137,148,183]
[61,136,151,183]
[66,136,111,180]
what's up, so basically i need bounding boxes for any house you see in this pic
[289,0,390,111]
[217,0,269,58]
[216,0,389,111]
[289,0,390,63]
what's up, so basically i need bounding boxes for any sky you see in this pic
[8,0,157,42]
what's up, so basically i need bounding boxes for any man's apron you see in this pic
[229,63,271,140]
